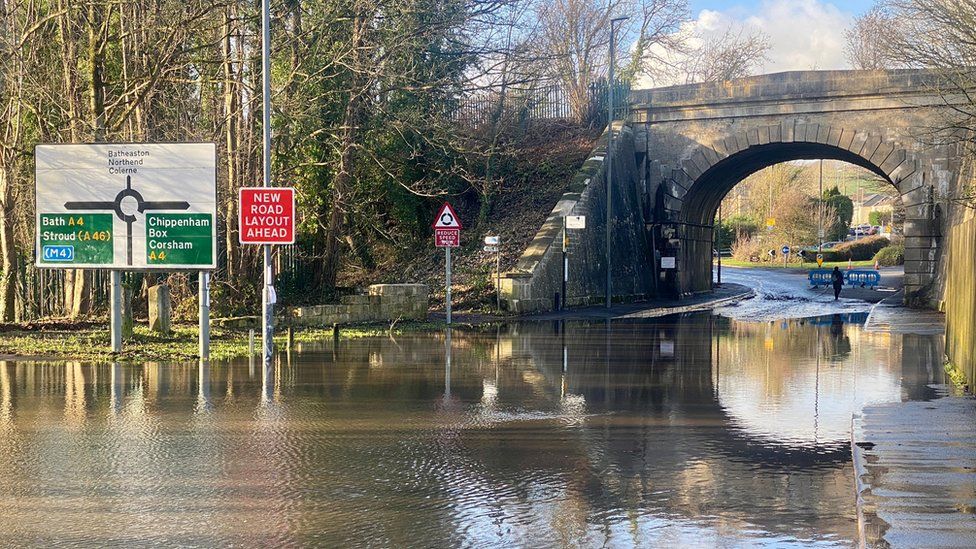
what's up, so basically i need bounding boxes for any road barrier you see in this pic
[809,269,881,288]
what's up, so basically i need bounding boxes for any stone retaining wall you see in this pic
[287,284,428,326]
[943,209,976,390]
[498,122,655,313]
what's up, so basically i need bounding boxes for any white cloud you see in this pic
[636,0,856,87]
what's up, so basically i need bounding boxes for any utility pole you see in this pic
[819,159,824,253]
[717,203,722,286]
[261,0,274,365]
[606,15,629,309]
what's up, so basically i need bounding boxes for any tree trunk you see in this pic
[57,0,89,318]
[0,167,15,322]
[320,13,366,290]
[222,6,239,279]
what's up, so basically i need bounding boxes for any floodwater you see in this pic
[0,313,946,547]
[716,267,876,322]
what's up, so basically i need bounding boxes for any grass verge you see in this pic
[943,360,970,392]
[0,321,446,362]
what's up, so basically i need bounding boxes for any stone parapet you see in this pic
[287,284,428,326]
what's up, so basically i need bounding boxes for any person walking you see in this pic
[832,266,845,300]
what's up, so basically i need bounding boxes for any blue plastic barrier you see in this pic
[809,269,880,288]
[809,270,833,287]
[847,269,881,288]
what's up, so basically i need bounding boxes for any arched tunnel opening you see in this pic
[660,142,902,296]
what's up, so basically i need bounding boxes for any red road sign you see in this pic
[432,202,463,229]
[435,228,460,248]
[239,188,295,244]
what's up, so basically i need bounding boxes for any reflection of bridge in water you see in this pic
[0,316,946,546]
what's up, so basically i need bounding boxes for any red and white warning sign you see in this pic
[239,187,295,244]
[433,202,462,248]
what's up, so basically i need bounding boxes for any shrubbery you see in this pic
[873,245,905,266]
[822,235,890,262]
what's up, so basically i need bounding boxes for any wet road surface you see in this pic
[0,312,948,547]
[716,267,888,322]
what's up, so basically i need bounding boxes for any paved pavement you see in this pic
[439,283,754,324]
[865,294,946,336]
[853,391,976,548]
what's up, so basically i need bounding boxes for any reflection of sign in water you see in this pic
[35,143,217,269]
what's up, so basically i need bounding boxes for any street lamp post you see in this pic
[261,0,274,365]
[606,15,629,309]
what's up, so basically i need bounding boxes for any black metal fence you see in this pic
[452,80,630,127]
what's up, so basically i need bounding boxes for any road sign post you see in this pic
[261,0,273,368]
[484,236,501,312]
[433,203,462,325]
[199,271,210,360]
[562,215,585,311]
[782,245,790,268]
[111,271,122,352]
[35,143,217,354]
[238,187,295,364]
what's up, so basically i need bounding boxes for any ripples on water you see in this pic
[0,313,946,547]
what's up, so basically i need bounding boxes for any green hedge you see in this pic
[822,235,890,262]
[873,245,905,267]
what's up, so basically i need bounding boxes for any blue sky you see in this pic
[645,0,880,81]
[689,0,875,16]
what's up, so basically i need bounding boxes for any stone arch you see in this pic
[664,123,934,297]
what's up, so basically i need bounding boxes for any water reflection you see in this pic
[0,313,945,547]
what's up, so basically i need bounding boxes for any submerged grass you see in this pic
[0,321,446,362]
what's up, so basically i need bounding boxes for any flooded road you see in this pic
[716,267,877,322]
[0,313,946,547]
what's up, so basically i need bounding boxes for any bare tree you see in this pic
[535,0,688,125]
[844,6,897,70]
[681,26,770,84]
[874,0,976,156]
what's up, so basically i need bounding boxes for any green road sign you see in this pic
[35,143,217,270]
[146,213,214,266]
[39,213,114,264]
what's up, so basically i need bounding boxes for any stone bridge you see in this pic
[500,69,967,313]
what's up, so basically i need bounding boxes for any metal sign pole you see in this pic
[562,217,568,311]
[446,246,452,325]
[717,204,722,286]
[110,270,122,352]
[261,0,274,365]
[496,250,501,313]
[199,271,210,360]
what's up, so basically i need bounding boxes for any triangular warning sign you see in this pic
[432,202,463,229]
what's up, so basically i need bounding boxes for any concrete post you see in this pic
[110,271,122,352]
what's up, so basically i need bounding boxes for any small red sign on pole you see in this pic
[239,188,295,244]
[432,203,462,325]
[434,228,460,248]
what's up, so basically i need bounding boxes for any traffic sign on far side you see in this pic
[432,203,462,229]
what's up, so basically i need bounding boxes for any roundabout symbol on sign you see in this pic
[64,175,189,265]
